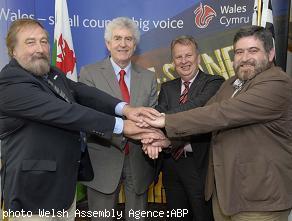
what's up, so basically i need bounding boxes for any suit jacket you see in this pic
[0,59,121,212]
[156,71,224,176]
[79,58,158,194]
[165,66,292,215]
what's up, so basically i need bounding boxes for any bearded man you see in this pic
[0,18,161,221]
[142,26,292,221]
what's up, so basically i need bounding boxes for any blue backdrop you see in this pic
[0,0,290,81]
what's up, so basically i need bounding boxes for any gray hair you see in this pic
[104,17,140,44]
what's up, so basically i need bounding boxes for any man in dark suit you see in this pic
[79,17,157,221]
[0,19,161,221]
[142,26,292,221]
[155,36,224,221]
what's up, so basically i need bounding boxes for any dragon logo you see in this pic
[56,34,76,74]
[194,2,217,28]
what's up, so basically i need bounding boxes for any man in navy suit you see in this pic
[0,19,161,221]
[154,35,224,221]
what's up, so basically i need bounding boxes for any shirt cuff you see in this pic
[114,117,123,134]
[115,102,128,116]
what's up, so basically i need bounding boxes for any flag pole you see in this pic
[257,0,262,25]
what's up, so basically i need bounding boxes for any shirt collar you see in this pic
[181,70,199,86]
[110,57,131,78]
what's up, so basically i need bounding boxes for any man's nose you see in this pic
[120,39,126,47]
[181,56,188,63]
[241,50,251,61]
[35,42,45,53]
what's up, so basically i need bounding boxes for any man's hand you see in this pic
[123,120,164,140]
[143,137,171,148]
[141,131,171,159]
[122,105,161,123]
[142,144,162,159]
[139,113,166,128]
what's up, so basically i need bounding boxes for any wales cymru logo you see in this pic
[194,2,217,28]
[56,34,76,74]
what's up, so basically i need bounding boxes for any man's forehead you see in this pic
[235,36,264,49]
[17,25,48,40]
[112,28,133,37]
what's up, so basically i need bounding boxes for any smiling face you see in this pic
[105,28,136,68]
[233,36,274,80]
[172,42,200,81]
[12,24,50,76]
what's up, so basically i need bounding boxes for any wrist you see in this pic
[122,104,130,117]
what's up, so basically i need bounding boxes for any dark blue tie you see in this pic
[43,74,87,152]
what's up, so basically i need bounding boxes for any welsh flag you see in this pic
[52,0,85,202]
[52,0,77,82]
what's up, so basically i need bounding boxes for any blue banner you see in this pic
[0,0,290,78]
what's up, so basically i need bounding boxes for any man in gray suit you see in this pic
[79,17,158,221]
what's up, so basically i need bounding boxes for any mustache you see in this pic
[31,53,50,61]
[238,59,256,67]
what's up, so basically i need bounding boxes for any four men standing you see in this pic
[1,15,291,221]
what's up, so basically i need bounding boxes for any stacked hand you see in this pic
[122,105,168,159]
[141,128,170,159]
[122,105,161,124]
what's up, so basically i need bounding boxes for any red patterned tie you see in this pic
[119,70,130,154]
[172,81,190,160]
[179,81,190,104]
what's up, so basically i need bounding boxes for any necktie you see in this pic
[172,81,190,160]
[119,70,130,154]
[179,81,190,104]
[43,75,87,152]
[119,70,130,103]
[43,75,71,103]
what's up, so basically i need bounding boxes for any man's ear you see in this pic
[197,54,201,65]
[105,40,110,51]
[268,47,275,62]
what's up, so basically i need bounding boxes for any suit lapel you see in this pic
[172,71,203,105]
[34,75,58,97]
[129,64,142,105]
[100,58,123,100]
[188,71,204,97]
[47,71,74,102]
[172,79,182,105]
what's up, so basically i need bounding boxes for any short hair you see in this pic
[6,18,48,59]
[170,35,199,58]
[104,17,140,44]
[233,26,274,53]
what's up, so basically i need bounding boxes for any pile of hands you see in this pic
[122,105,170,159]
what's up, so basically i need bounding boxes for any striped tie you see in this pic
[172,81,190,160]
[179,81,190,104]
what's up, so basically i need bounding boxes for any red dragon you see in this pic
[194,2,217,28]
[56,34,76,74]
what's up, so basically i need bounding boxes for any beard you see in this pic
[18,53,51,76]
[233,57,272,80]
